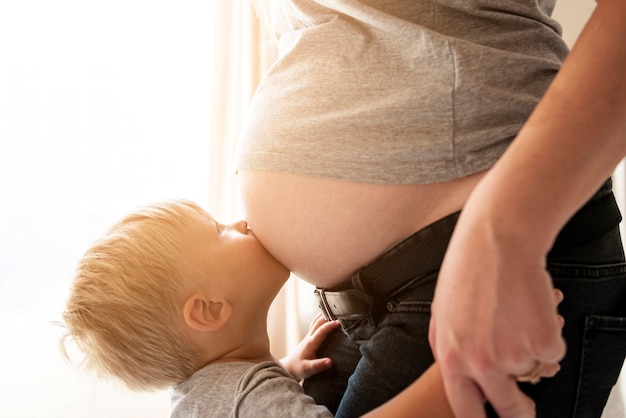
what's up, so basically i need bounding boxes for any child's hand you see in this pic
[280,313,341,381]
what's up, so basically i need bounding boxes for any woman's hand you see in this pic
[431,220,568,418]
[430,198,567,418]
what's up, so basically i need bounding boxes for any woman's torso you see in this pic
[236,0,568,287]
[238,169,485,288]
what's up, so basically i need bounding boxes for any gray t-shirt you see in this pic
[170,361,333,417]
[236,0,569,184]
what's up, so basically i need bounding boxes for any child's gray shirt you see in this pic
[171,361,333,417]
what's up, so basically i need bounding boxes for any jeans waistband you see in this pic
[315,181,621,321]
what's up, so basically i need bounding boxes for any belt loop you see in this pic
[316,288,336,321]
[351,271,368,295]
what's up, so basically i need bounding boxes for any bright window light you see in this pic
[0,2,220,417]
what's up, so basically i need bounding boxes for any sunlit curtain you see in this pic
[206,0,309,359]
[207,0,270,221]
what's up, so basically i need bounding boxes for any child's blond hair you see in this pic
[60,199,210,390]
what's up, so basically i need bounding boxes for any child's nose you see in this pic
[228,220,249,234]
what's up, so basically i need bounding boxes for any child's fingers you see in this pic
[299,357,334,380]
[308,320,341,347]
[308,312,328,334]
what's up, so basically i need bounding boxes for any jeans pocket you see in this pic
[340,317,377,342]
[574,315,626,418]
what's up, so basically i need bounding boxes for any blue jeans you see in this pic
[303,182,626,418]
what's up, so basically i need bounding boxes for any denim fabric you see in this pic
[303,188,626,418]
[303,272,439,417]
[533,228,626,418]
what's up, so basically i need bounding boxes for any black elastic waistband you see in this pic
[552,189,622,252]
[316,185,622,320]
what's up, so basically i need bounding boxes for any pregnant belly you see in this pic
[237,169,485,288]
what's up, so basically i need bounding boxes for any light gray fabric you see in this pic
[170,361,333,417]
[236,0,569,184]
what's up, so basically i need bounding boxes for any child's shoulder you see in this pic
[171,361,270,418]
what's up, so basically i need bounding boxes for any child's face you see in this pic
[184,212,290,296]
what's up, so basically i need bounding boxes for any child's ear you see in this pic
[183,292,232,332]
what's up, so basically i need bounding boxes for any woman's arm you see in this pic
[430,0,626,416]
[362,363,454,418]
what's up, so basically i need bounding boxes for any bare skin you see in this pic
[430,0,626,416]
[241,2,626,417]
[238,169,485,288]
